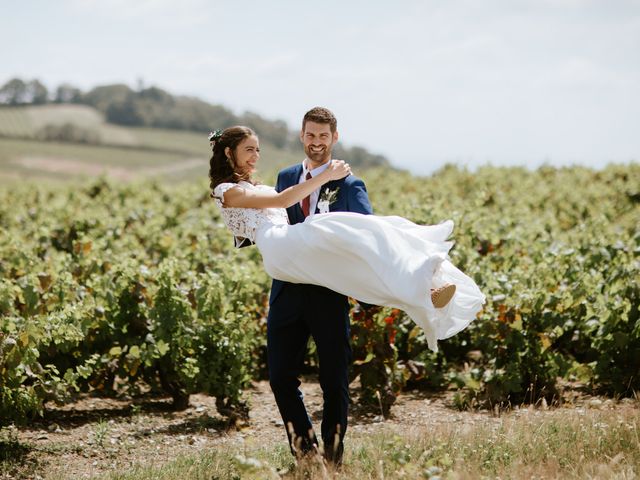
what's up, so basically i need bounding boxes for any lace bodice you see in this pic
[213,181,289,245]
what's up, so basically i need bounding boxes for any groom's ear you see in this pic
[332,130,339,144]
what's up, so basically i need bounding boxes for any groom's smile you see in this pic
[301,120,339,168]
[309,145,326,155]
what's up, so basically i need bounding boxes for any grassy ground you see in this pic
[2,381,638,480]
[99,407,639,480]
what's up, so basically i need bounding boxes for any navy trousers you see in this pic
[267,282,351,461]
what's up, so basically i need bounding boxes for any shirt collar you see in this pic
[302,159,331,178]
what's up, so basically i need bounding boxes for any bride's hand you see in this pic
[325,160,351,181]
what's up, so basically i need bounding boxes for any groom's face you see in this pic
[300,121,338,167]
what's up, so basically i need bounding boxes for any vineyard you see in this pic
[0,163,639,426]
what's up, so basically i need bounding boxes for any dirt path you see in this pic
[4,380,637,479]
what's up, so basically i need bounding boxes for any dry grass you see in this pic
[99,404,639,480]
[2,381,638,479]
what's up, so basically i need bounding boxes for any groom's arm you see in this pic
[344,176,377,311]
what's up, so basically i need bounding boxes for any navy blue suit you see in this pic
[267,163,373,462]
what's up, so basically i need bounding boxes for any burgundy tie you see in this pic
[301,172,312,217]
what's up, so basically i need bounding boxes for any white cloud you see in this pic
[163,51,300,76]
[542,57,635,88]
[66,0,210,26]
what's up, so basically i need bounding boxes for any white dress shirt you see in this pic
[299,159,331,217]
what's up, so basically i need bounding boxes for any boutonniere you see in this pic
[317,187,340,214]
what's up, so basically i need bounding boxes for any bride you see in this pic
[209,126,485,352]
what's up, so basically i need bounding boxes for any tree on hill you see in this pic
[54,84,82,103]
[0,78,48,105]
[83,84,134,113]
[0,78,27,104]
[29,80,48,104]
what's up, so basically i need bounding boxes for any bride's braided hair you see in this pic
[208,126,256,198]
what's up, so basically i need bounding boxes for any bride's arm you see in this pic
[222,160,351,209]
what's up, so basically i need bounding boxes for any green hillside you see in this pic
[0,104,124,139]
[0,105,302,184]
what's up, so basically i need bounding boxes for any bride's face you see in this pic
[230,135,260,176]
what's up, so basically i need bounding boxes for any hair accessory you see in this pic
[208,129,223,149]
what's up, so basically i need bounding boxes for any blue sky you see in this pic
[1,0,639,174]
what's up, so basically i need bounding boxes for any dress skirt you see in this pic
[256,212,485,352]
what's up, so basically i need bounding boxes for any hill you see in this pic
[0,78,392,184]
[0,105,298,184]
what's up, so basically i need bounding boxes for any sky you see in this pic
[1,0,639,174]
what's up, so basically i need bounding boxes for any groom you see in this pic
[267,107,373,466]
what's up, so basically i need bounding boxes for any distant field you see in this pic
[0,104,136,144]
[0,105,301,184]
[0,137,203,183]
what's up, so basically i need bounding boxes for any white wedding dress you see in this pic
[214,181,485,352]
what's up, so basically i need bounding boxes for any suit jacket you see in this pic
[268,163,373,306]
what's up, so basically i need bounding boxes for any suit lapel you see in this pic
[288,164,303,187]
[285,164,305,224]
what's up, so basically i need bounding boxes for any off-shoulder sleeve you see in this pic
[213,182,241,203]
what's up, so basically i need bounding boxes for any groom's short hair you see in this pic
[302,107,337,133]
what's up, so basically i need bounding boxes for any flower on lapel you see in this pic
[317,186,340,214]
